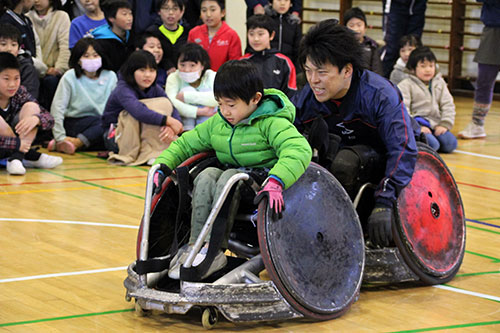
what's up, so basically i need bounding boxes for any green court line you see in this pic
[456,270,500,277]
[476,217,500,222]
[0,308,134,327]
[467,224,500,235]
[465,250,500,263]
[391,320,500,333]
[40,170,145,200]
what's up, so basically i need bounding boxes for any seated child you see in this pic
[264,0,302,70]
[91,0,133,72]
[398,46,457,153]
[135,32,167,89]
[146,0,188,74]
[69,0,107,49]
[48,37,117,155]
[154,60,312,280]
[0,52,62,175]
[165,42,217,131]
[344,7,382,75]
[390,34,422,85]
[241,14,296,97]
[188,0,242,71]
[0,23,39,99]
[102,50,183,165]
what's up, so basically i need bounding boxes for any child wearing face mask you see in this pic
[48,38,117,154]
[165,42,217,131]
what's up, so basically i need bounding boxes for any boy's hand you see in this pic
[166,116,183,134]
[420,126,431,134]
[197,106,216,117]
[15,115,40,137]
[254,178,285,220]
[19,138,31,153]
[153,164,172,195]
[434,126,448,136]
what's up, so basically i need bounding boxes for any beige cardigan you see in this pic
[398,72,456,130]
[27,8,70,73]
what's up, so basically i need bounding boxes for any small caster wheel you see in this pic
[135,301,151,317]
[201,307,218,329]
[125,293,131,302]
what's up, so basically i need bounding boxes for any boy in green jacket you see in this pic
[154,59,311,280]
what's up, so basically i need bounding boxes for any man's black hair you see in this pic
[200,0,224,11]
[0,23,22,45]
[120,50,158,89]
[406,46,437,71]
[246,14,275,35]
[298,19,365,72]
[214,59,263,104]
[100,0,132,26]
[399,34,422,49]
[0,51,20,73]
[178,42,210,78]
[343,7,367,26]
[69,37,107,78]
[155,0,184,12]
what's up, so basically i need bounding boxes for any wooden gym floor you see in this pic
[0,96,499,332]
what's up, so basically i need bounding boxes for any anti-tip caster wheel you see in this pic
[134,301,151,317]
[201,307,218,329]
[125,292,131,302]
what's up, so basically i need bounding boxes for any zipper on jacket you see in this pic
[278,14,283,52]
[228,126,240,165]
[409,0,415,15]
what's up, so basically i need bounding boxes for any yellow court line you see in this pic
[0,183,145,195]
[446,163,500,176]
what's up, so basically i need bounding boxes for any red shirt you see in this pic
[188,21,242,71]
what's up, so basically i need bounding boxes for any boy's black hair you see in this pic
[0,51,20,73]
[246,14,275,35]
[135,31,161,50]
[0,23,22,45]
[100,0,132,26]
[399,34,423,49]
[200,0,224,11]
[120,50,158,89]
[299,19,365,72]
[214,60,263,104]
[69,37,107,78]
[50,0,64,11]
[0,0,21,15]
[343,7,367,26]
[406,46,437,71]
[155,0,184,12]
[177,42,210,78]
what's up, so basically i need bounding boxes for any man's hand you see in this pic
[153,164,172,195]
[368,204,394,247]
[254,178,285,220]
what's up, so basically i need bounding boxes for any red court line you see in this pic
[0,175,145,187]
[457,181,500,193]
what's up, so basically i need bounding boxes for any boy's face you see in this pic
[400,44,416,63]
[110,8,133,31]
[142,37,163,64]
[248,28,274,52]
[272,0,292,15]
[200,1,224,29]
[159,0,184,28]
[79,0,99,12]
[346,17,366,42]
[0,38,20,57]
[0,68,21,99]
[415,59,436,83]
[217,93,262,126]
[304,57,353,102]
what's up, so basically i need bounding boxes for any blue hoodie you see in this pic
[91,24,133,72]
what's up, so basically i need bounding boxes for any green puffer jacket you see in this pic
[155,88,311,189]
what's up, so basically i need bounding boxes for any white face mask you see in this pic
[178,70,201,83]
[81,57,102,73]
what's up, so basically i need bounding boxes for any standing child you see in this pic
[154,60,312,280]
[91,0,133,72]
[48,38,117,155]
[146,0,188,75]
[0,52,62,175]
[344,7,383,75]
[398,46,457,153]
[188,0,242,71]
[102,50,183,165]
[389,34,422,85]
[135,32,167,88]
[69,0,107,49]
[165,42,217,131]
[241,14,296,97]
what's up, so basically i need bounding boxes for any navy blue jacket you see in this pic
[479,0,500,27]
[292,69,418,206]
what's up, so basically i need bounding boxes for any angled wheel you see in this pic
[201,307,218,329]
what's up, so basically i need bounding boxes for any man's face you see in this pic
[110,8,133,31]
[0,38,20,56]
[304,57,353,102]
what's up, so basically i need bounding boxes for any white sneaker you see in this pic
[24,153,63,169]
[6,159,26,175]
[168,244,193,280]
[458,122,486,139]
[167,244,227,280]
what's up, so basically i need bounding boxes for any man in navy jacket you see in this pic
[292,20,418,248]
